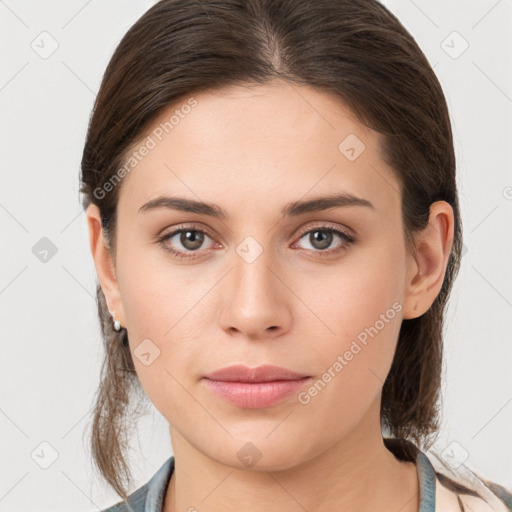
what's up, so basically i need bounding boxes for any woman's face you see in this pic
[94,79,421,468]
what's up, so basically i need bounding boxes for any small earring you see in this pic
[109,309,122,331]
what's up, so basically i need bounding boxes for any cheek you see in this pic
[292,243,405,406]
[115,250,223,422]
[116,239,200,337]
[297,238,405,339]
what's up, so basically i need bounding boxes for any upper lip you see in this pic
[204,364,309,382]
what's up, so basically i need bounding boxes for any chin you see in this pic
[201,436,308,472]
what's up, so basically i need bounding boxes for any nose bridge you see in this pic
[234,241,275,301]
[218,235,291,337]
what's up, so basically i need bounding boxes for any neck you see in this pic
[163,402,419,512]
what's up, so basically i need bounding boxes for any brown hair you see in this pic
[80,0,463,501]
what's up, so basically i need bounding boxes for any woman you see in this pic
[80,0,512,511]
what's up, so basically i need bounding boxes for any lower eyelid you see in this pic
[280,232,351,257]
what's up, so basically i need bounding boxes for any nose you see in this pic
[218,246,292,340]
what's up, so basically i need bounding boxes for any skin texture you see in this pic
[87,79,454,512]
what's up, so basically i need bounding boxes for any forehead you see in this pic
[117,80,401,219]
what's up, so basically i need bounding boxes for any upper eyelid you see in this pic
[160,223,215,239]
[295,222,353,237]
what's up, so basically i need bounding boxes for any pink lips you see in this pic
[202,364,312,408]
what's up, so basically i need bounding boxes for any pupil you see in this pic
[311,230,331,250]
[181,230,204,250]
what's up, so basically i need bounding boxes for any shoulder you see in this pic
[99,456,175,512]
[99,485,148,512]
[431,460,512,511]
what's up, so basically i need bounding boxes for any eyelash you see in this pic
[156,223,357,261]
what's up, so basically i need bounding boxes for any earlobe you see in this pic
[402,201,455,319]
[85,204,125,326]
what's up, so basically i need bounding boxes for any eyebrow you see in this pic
[138,193,375,218]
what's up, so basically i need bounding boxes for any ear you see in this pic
[402,200,455,319]
[86,204,125,327]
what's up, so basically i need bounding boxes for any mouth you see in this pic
[203,364,310,382]
[202,365,312,408]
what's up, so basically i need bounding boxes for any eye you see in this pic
[292,224,356,256]
[157,224,216,260]
[157,222,356,261]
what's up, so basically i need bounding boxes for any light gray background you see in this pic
[1,1,511,510]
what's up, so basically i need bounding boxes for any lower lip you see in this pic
[202,377,312,408]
